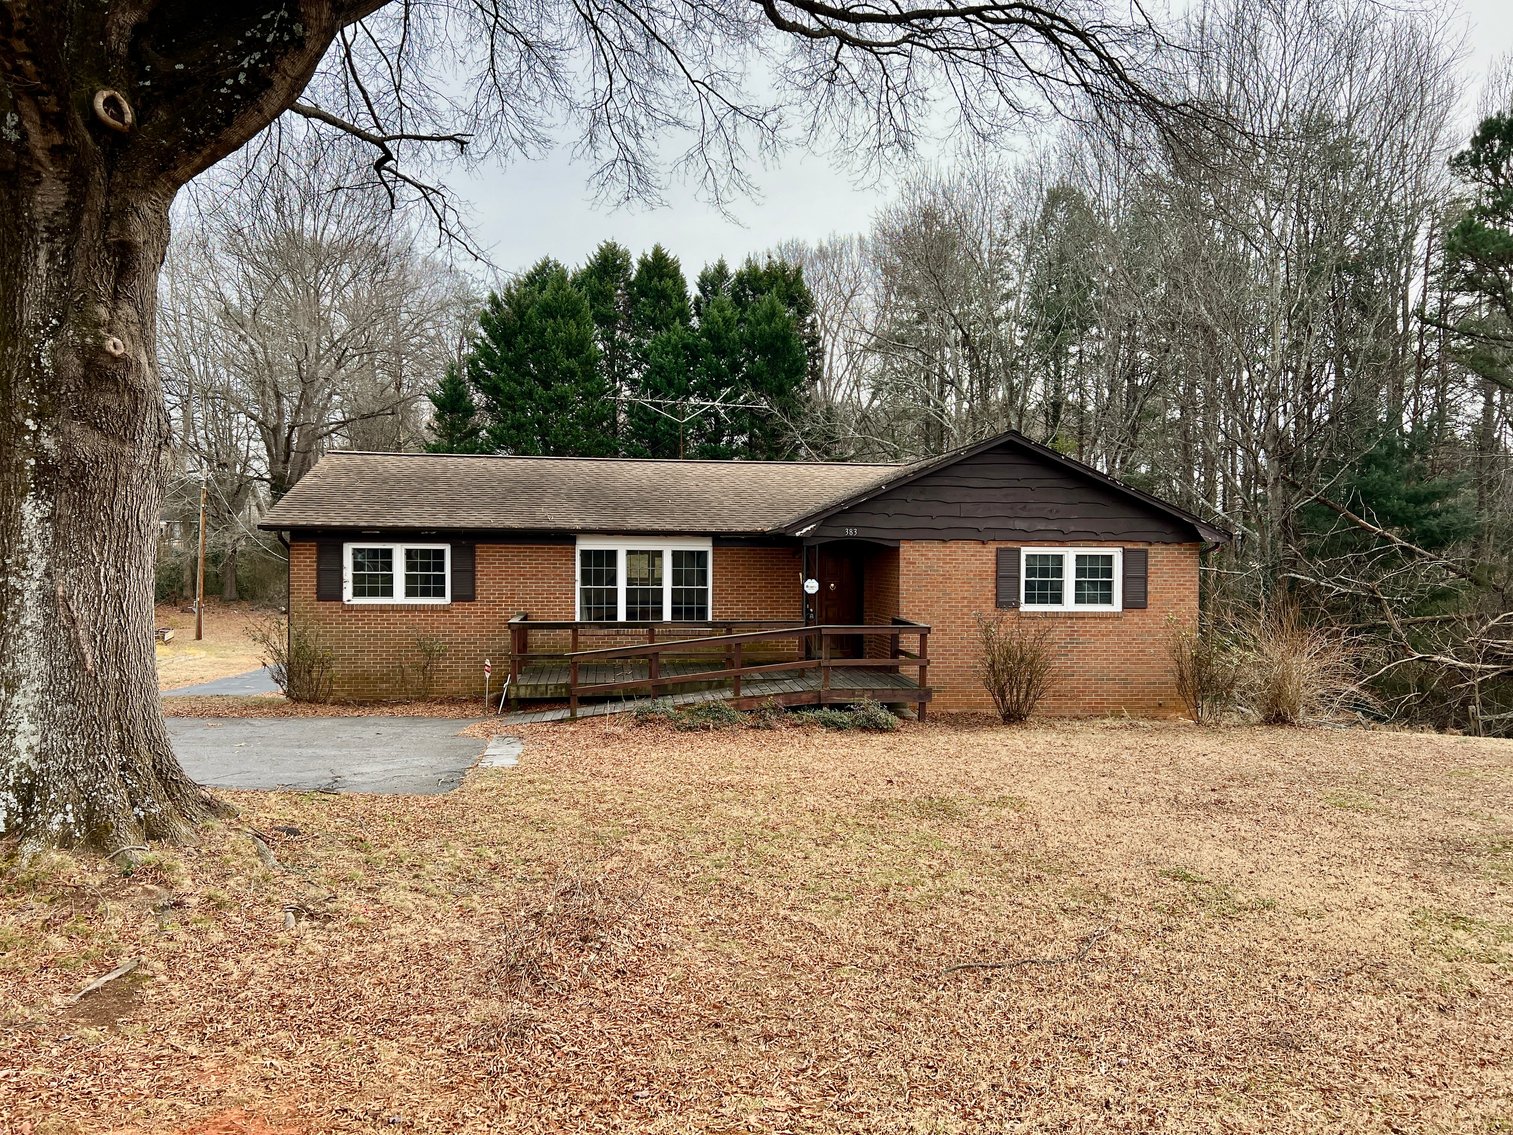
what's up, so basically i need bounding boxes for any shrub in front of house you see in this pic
[1167,618,1241,723]
[395,633,448,700]
[249,616,335,703]
[793,703,899,732]
[673,701,748,731]
[973,611,1055,724]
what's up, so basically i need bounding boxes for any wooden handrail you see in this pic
[564,622,929,661]
[514,618,932,718]
[574,653,932,699]
[507,617,790,632]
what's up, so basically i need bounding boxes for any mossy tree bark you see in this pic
[0,2,368,853]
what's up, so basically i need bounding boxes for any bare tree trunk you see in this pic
[0,142,223,852]
[222,545,240,603]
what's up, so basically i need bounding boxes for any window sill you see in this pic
[343,599,452,607]
[1018,608,1123,618]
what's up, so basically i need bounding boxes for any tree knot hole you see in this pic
[104,336,127,358]
[92,90,135,133]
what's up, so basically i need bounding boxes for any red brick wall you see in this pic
[860,546,901,658]
[713,545,803,621]
[290,540,803,700]
[290,538,1197,711]
[897,540,1200,716]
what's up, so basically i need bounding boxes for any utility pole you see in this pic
[195,475,207,641]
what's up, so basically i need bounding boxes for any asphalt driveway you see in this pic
[167,716,491,794]
[162,667,282,697]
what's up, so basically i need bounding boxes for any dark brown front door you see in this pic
[816,546,863,658]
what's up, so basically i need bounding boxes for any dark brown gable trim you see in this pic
[1123,547,1149,609]
[781,431,1229,545]
[316,541,343,601]
[995,547,1020,608]
[451,543,476,602]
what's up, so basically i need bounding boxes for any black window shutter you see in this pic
[451,543,476,602]
[1123,547,1149,609]
[316,541,343,601]
[995,547,1020,608]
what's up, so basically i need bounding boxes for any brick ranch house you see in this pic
[259,431,1228,716]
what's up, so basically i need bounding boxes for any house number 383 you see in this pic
[843,527,858,536]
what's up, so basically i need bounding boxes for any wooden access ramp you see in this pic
[502,619,932,722]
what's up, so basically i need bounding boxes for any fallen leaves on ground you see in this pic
[160,697,487,719]
[2,718,1511,1133]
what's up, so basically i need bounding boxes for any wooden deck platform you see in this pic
[498,665,926,724]
[504,618,932,720]
[509,660,925,705]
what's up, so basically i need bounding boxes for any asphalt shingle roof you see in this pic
[260,451,910,535]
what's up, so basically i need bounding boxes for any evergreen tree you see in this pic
[693,258,733,321]
[624,245,692,453]
[687,293,745,458]
[1447,112,1513,367]
[736,291,809,458]
[573,241,636,446]
[425,362,484,453]
[623,326,698,458]
[1443,112,1513,554]
[731,256,824,386]
[469,259,613,456]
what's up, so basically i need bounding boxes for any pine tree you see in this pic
[469,259,614,456]
[624,326,698,458]
[731,256,824,386]
[425,363,485,453]
[573,241,636,448]
[693,258,733,321]
[624,245,692,454]
[686,293,744,458]
[686,259,817,459]
[737,291,808,458]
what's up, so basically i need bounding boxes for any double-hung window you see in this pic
[1020,547,1122,612]
[343,543,450,604]
[576,538,712,622]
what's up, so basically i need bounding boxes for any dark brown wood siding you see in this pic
[809,443,1196,542]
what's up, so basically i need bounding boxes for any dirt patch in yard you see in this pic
[156,603,276,691]
[2,718,1511,1133]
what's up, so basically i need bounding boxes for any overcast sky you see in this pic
[450,0,1513,280]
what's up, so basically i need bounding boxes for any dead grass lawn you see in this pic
[156,603,276,691]
[3,718,1511,1133]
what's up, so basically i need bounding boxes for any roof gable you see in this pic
[784,432,1228,544]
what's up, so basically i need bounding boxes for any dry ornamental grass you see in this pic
[2,718,1511,1133]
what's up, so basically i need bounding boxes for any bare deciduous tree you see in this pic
[0,0,1195,852]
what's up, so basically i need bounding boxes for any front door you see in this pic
[816,546,863,658]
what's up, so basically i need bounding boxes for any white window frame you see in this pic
[1020,546,1122,612]
[343,542,451,605]
[575,536,714,622]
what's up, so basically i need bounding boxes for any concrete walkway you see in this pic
[162,667,281,698]
[167,716,490,794]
